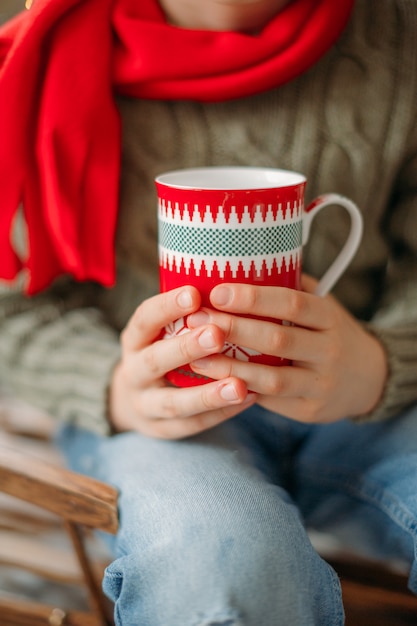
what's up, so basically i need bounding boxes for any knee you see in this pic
[106,481,343,625]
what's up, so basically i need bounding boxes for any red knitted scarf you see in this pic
[0,0,354,294]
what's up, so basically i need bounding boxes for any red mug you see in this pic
[155,166,363,387]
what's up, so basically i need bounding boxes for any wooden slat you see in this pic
[0,430,63,464]
[0,592,106,626]
[0,399,116,625]
[0,492,60,533]
[65,521,115,626]
[0,445,119,534]
[0,530,87,584]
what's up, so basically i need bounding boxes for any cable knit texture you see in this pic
[1,0,417,434]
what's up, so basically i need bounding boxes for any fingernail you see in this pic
[198,328,217,349]
[187,310,210,327]
[219,382,239,401]
[211,286,232,307]
[177,289,193,309]
[190,357,209,369]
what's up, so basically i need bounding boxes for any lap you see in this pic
[59,415,307,550]
[58,402,417,594]
[58,414,343,625]
[59,403,417,539]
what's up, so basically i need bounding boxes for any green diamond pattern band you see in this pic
[159,221,302,257]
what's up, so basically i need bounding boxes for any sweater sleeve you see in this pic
[361,146,417,422]
[0,276,121,435]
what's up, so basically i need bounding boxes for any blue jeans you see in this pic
[58,403,417,626]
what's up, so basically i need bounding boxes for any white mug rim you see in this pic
[155,166,306,190]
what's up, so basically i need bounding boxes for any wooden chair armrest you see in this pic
[0,444,118,534]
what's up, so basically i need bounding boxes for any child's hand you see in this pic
[187,275,388,424]
[108,286,256,439]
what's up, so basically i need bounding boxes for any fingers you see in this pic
[126,378,257,440]
[209,283,332,330]
[121,286,201,352]
[187,309,329,363]
[138,399,256,440]
[189,356,321,399]
[111,285,263,440]
[110,359,257,439]
[127,323,226,387]
[137,377,252,421]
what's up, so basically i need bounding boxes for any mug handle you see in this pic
[302,193,363,297]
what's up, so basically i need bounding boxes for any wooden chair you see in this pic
[0,396,118,626]
[328,554,417,625]
[1,396,417,626]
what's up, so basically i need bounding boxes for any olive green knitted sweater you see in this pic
[1,0,417,435]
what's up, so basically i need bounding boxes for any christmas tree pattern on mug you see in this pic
[158,200,302,282]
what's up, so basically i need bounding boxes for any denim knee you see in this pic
[59,425,343,624]
[103,476,343,626]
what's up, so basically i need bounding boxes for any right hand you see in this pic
[108,286,257,439]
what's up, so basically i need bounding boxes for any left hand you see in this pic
[187,275,388,424]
